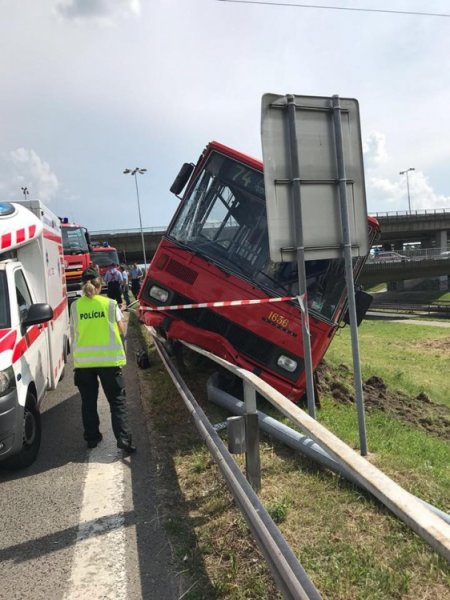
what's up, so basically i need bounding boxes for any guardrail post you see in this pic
[227,416,246,454]
[244,381,261,492]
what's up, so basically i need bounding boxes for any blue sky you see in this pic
[1,0,450,232]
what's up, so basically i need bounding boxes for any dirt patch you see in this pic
[316,361,450,441]
[414,337,450,356]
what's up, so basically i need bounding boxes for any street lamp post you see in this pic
[21,186,29,201]
[399,167,415,213]
[123,168,147,270]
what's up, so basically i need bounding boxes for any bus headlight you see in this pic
[149,285,169,303]
[277,355,298,373]
[0,367,16,396]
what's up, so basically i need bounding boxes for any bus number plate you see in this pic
[267,311,289,329]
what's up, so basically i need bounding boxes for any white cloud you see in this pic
[363,132,389,169]
[362,130,450,213]
[55,0,140,23]
[406,171,450,211]
[2,0,450,229]
[367,170,450,213]
[0,149,59,204]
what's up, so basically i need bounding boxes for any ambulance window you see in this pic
[0,272,10,328]
[15,270,32,323]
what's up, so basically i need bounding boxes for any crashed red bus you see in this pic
[139,141,380,402]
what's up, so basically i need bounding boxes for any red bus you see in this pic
[138,141,380,402]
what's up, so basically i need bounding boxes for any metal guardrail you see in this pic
[151,333,322,600]
[371,302,450,316]
[178,341,450,563]
[131,311,450,598]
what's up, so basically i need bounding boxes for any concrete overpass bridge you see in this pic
[359,257,449,287]
[91,208,450,287]
[373,208,450,250]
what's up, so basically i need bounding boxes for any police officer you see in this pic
[130,262,143,298]
[104,263,123,306]
[70,266,136,453]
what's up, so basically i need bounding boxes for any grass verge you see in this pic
[130,314,450,599]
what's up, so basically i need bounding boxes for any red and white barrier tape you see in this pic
[140,295,300,312]
[140,294,306,312]
[140,293,310,336]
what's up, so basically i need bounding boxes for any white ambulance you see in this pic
[0,200,71,468]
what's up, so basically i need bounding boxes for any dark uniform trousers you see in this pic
[107,280,122,305]
[131,278,141,298]
[74,366,132,444]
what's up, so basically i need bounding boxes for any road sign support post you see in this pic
[332,95,368,455]
[286,95,317,419]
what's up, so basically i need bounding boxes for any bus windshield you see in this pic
[61,226,89,255]
[168,150,352,322]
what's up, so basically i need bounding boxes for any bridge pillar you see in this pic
[436,230,449,290]
[420,237,434,249]
[387,280,405,292]
[436,229,448,250]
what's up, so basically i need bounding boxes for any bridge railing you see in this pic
[90,226,167,235]
[367,249,450,262]
[371,208,450,218]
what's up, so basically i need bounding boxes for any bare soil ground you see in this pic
[316,360,450,441]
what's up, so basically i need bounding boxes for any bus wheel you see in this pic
[3,393,41,470]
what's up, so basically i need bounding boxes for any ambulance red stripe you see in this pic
[3,298,67,363]
[0,329,17,352]
[0,223,41,250]
[1,233,12,249]
[44,230,62,243]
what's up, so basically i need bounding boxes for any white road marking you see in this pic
[64,399,128,600]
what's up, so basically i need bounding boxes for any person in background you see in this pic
[70,266,136,453]
[120,264,131,308]
[105,263,123,305]
[130,262,143,298]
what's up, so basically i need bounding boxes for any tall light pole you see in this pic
[399,167,415,213]
[123,168,147,270]
[21,186,29,201]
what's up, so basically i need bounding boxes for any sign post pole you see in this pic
[331,95,368,455]
[286,94,317,419]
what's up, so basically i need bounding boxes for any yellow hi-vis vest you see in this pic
[71,295,126,368]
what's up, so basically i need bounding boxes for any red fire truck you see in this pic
[90,242,120,278]
[60,218,92,301]
[138,141,380,402]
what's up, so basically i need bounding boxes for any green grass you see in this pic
[132,316,450,599]
[323,320,450,508]
[318,399,449,508]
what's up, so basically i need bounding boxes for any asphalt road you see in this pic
[0,326,179,600]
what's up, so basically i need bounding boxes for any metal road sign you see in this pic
[261,93,369,262]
